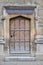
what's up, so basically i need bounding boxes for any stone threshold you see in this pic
[4,56,36,62]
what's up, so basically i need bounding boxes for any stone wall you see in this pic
[0,0,43,35]
[0,0,43,58]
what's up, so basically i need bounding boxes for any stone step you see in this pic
[4,56,36,62]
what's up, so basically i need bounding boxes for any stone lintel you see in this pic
[4,4,36,10]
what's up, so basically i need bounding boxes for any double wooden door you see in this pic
[9,16,31,53]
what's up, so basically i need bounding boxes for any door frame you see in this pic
[2,6,36,56]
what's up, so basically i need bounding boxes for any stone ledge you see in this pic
[4,56,36,62]
[35,35,43,44]
[0,40,5,44]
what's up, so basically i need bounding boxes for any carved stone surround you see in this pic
[1,5,37,58]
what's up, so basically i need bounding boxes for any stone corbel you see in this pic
[34,16,38,21]
[1,15,6,21]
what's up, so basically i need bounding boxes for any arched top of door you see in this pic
[9,15,31,21]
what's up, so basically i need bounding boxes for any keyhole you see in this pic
[11,35,13,38]
[11,33,14,38]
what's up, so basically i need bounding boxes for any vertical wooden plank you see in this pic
[25,20,30,51]
[25,31,30,51]
[10,20,14,29]
[25,20,30,29]
[25,31,30,40]
[15,19,20,51]
[15,19,19,29]
[25,42,29,51]
[15,42,19,51]
[15,31,19,40]
[20,20,24,29]
[20,31,24,40]
[10,31,14,40]
[20,42,24,51]
[20,19,25,51]
[10,19,15,52]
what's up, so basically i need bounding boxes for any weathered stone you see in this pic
[0,0,43,61]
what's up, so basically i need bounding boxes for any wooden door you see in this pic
[9,16,31,53]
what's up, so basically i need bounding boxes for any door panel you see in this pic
[20,20,24,29]
[20,31,24,40]
[10,20,14,29]
[15,42,19,50]
[25,31,30,40]
[15,31,19,40]
[9,16,30,53]
[25,20,30,29]
[15,20,19,29]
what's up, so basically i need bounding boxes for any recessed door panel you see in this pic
[20,20,24,29]
[15,20,19,29]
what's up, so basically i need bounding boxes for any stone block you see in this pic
[36,44,43,54]
[0,40,5,55]
[38,9,43,17]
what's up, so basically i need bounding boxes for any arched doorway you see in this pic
[9,16,31,53]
